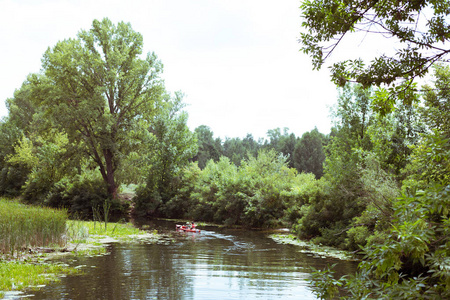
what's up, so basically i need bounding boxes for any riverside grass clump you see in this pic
[66,220,148,242]
[0,198,67,256]
[0,261,79,298]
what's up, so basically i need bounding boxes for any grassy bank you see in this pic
[66,220,160,252]
[0,198,161,298]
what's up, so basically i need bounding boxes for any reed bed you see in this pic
[0,199,67,256]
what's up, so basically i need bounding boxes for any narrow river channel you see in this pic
[26,220,357,299]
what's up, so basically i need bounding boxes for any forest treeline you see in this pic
[1,18,449,298]
[192,125,326,174]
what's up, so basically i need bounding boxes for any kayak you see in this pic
[176,224,201,233]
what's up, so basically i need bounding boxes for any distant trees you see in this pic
[192,125,222,169]
[222,134,260,166]
[131,126,329,219]
[265,128,297,168]
[293,128,326,178]
[190,126,327,178]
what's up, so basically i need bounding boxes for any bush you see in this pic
[132,184,163,217]
[309,184,450,299]
[21,177,53,204]
[0,165,29,197]
[345,226,370,250]
[45,171,127,219]
[146,150,307,228]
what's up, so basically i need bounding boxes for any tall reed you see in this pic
[0,198,67,256]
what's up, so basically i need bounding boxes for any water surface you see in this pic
[27,220,357,299]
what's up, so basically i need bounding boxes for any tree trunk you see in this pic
[103,149,117,199]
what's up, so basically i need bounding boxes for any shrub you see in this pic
[45,171,127,219]
[309,184,450,299]
[0,165,29,197]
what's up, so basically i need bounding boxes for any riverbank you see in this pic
[0,219,164,299]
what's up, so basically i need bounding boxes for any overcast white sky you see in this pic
[0,0,368,140]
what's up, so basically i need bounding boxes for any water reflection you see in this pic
[29,221,357,299]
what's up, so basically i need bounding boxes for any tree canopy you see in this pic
[39,18,165,198]
[300,0,450,91]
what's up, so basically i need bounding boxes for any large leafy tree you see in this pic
[300,0,450,98]
[40,18,165,198]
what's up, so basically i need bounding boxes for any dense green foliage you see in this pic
[133,94,197,215]
[300,1,450,297]
[307,67,450,298]
[310,183,449,299]
[151,149,319,228]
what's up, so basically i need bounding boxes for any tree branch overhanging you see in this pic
[300,0,450,89]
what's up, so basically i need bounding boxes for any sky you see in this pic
[0,0,363,140]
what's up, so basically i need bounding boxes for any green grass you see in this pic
[0,261,79,297]
[0,198,67,256]
[67,220,146,239]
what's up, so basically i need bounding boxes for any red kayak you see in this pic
[176,224,201,233]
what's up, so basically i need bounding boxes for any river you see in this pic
[25,220,357,299]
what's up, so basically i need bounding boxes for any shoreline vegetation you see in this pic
[0,198,162,299]
[270,234,359,261]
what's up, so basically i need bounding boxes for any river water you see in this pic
[26,220,357,300]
